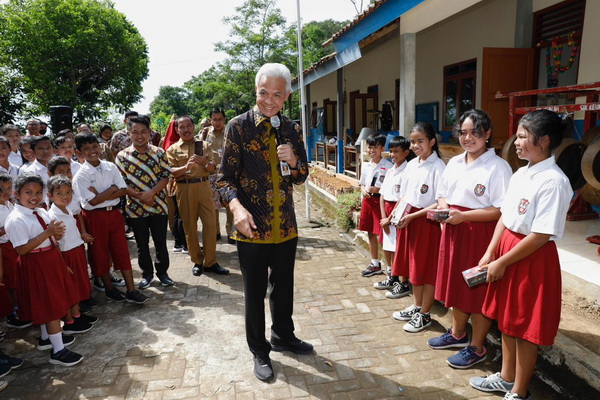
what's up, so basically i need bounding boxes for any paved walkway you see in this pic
[1,196,561,399]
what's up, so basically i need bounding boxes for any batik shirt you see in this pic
[115,145,171,218]
[217,107,308,244]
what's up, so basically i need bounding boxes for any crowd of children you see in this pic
[359,109,573,400]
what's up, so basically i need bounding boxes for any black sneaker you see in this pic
[37,334,75,351]
[157,274,174,287]
[126,290,148,305]
[78,301,93,314]
[192,264,203,276]
[105,287,127,303]
[361,262,383,277]
[6,313,33,329]
[62,318,94,335]
[76,314,98,325]
[110,273,126,287]
[93,277,105,292]
[0,365,10,378]
[253,355,274,381]
[0,352,23,371]
[386,281,410,299]
[138,277,153,290]
[270,338,314,354]
[204,263,230,275]
[49,348,83,366]
[373,275,399,290]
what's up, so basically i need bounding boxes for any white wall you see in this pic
[309,73,337,106]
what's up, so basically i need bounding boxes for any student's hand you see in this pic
[397,213,414,229]
[66,266,74,274]
[81,233,94,243]
[380,217,390,233]
[478,250,496,266]
[88,186,98,195]
[444,209,465,225]
[47,220,66,236]
[361,187,371,197]
[482,260,506,282]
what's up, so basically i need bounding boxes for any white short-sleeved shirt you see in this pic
[5,205,53,248]
[20,159,49,183]
[0,201,15,244]
[73,160,127,210]
[67,188,82,215]
[0,163,19,180]
[501,156,573,241]
[380,161,408,202]
[9,151,22,168]
[437,148,512,209]
[48,203,83,252]
[399,152,445,209]
[360,157,393,189]
[70,160,81,176]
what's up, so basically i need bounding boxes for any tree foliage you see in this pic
[0,0,149,122]
[149,0,348,122]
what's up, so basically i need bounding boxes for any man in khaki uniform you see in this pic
[199,108,235,244]
[166,115,229,276]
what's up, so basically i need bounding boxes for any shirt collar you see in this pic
[32,159,46,169]
[253,106,273,127]
[15,203,38,215]
[524,155,556,177]
[418,151,440,165]
[83,159,103,171]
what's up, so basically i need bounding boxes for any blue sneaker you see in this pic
[428,328,469,349]
[447,345,487,369]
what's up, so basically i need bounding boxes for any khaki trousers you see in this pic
[176,181,217,267]
[215,206,234,237]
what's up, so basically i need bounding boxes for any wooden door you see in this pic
[482,47,534,145]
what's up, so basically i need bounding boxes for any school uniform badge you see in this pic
[474,184,486,197]
[420,184,429,194]
[518,198,530,215]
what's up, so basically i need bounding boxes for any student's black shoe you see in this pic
[62,318,93,335]
[76,313,98,325]
[49,348,83,366]
[192,264,203,276]
[5,314,32,329]
[204,263,229,275]
[270,338,314,354]
[253,355,274,382]
[37,334,75,351]
[157,274,174,287]
[105,288,127,303]
[0,352,23,372]
[126,290,148,305]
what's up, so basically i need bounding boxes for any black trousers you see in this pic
[171,195,187,249]
[237,237,298,357]
[127,214,170,279]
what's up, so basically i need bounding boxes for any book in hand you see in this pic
[390,202,412,225]
[462,266,487,287]
[427,209,450,221]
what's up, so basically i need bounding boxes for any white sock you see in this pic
[40,325,49,340]
[371,259,380,266]
[49,332,65,354]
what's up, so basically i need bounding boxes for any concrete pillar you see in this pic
[514,0,533,48]
[399,32,416,137]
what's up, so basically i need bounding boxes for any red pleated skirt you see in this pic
[62,245,91,303]
[482,230,562,346]
[400,207,441,286]
[16,247,77,325]
[0,242,18,290]
[358,195,383,237]
[435,205,497,313]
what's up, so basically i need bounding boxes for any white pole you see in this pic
[295,0,311,221]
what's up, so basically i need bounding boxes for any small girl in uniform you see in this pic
[429,109,512,368]
[47,175,97,333]
[4,173,84,366]
[372,136,413,298]
[470,110,573,400]
[392,122,445,332]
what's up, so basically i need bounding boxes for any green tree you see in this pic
[0,0,149,122]
[149,85,191,119]
[0,68,24,125]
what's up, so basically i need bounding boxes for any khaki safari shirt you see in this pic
[165,138,215,180]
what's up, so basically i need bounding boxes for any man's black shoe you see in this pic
[253,355,274,382]
[204,263,229,275]
[216,233,222,241]
[192,264,203,276]
[270,338,314,354]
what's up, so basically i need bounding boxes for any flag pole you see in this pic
[296,0,311,221]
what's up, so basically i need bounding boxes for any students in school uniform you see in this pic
[359,134,393,277]
[372,136,413,298]
[428,109,512,368]
[5,173,83,366]
[391,122,445,333]
[0,124,23,168]
[470,110,573,400]
[52,136,81,176]
[0,137,18,180]
[72,133,148,305]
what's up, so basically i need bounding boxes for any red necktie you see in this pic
[32,210,56,247]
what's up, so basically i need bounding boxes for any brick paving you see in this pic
[1,194,561,399]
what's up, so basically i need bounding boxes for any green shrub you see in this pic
[335,191,361,231]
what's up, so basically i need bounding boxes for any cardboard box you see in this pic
[427,209,450,221]
[462,266,487,287]
[390,202,412,225]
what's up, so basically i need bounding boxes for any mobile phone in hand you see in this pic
[194,141,204,156]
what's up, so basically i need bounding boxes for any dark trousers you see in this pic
[127,214,170,279]
[237,237,298,357]
[172,195,187,249]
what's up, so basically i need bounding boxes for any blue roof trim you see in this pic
[333,0,425,54]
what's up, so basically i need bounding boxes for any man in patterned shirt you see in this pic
[115,115,173,289]
[218,63,312,382]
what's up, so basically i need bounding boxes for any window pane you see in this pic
[445,80,457,127]
[460,77,474,114]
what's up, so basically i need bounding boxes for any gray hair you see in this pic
[255,63,291,93]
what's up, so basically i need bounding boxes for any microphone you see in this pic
[270,115,291,176]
